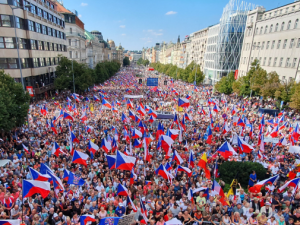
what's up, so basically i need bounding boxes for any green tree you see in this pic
[275,79,295,103]
[137,58,143,65]
[123,57,130,66]
[260,71,280,98]
[215,71,235,94]
[0,71,30,134]
[290,82,300,110]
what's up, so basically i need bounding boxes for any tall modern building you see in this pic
[238,1,300,82]
[0,0,67,98]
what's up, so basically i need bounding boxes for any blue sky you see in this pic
[62,0,293,51]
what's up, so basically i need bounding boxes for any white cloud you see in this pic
[81,3,88,6]
[120,25,126,28]
[159,29,163,32]
[166,11,177,15]
[121,33,126,36]
[78,14,82,18]
[153,32,163,36]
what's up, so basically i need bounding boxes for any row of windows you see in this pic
[243,38,300,51]
[0,14,65,40]
[0,57,61,69]
[247,19,299,36]
[0,37,67,51]
[241,56,299,68]
[11,0,65,28]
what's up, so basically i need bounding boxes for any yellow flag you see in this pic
[90,103,94,112]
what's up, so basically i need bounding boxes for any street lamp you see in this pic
[9,3,32,90]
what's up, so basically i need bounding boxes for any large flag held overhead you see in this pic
[67,171,85,186]
[249,175,279,193]
[22,180,51,199]
[115,150,136,171]
[72,150,89,167]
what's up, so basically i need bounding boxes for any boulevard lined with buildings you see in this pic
[142,0,300,84]
[0,0,124,97]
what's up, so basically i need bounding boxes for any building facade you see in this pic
[0,0,68,97]
[238,1,300,82]
[54,1,86,64]
[191,28,209,71]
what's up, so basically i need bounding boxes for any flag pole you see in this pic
[21,179,24,225]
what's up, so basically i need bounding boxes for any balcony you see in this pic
[66,32,87,40]
[34,83,54,95]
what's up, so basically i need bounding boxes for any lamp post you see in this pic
[9,3,32,89]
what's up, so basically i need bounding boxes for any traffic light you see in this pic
[164,80,167,85]
[139,79,142,84]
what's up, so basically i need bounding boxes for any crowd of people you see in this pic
[0,66,299,225]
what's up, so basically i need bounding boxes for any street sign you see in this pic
[147,78,158,86]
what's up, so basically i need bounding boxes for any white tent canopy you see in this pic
[164,218,183,225]
[0,159,11,167]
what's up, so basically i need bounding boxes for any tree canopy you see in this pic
[215,71,235,94]
[137,58,150,66]
[0,71,30,133]
[123,57,130,66]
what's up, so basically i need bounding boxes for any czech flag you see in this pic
[155,164,169,180]
[188,151,195,168]
[213,104,220,113]
[22,179,51,199]
[22,144,29,153]
[133,139,143,148]
[86,125,93,133]
[63,112,74,121]
[72,150,89,167]
[115,150,136,171]
[126,196,137,212]
[212,180,224,197]
[249,175,279,193]
[116,184,128,196]
[278,177,300,193]
[172,150,184,165]
[222,123,229,135]
[178,98,190,108]
[181,116,186,131]
[80,215,96,225]
[88,140,99,159]
[52,142,63,157]
[270,125,279,138]
[186,94,191,100]
[71,131,80,143]
[165,162,172,171]
[50,121,57,134]
[106,155,116,169]
[167,129,179,141]
[148,115,155,123]
[200,106,206,115]
[40,105,48,116]
[127,99,133,109]
[63,169,70,181]
[122,112,130,123]
[0,220,20,225]
[137,106,146,116]
[100,138,112,153]
[177,165,192,177]
[148,108,158,118]
[102,99,112,109]
[132,128,142,139]
[111,138,118,153]
[206,126,212,144]
[128,110,136,120]
[237,136,254,153]
[93,95,100,102]
[156,122,165,140]
[160,135,174,153]
[29,167,50,182]
[237,118,245,127]
[216,141,238,159]
[184,113,192,121]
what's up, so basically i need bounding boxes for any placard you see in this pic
[264,137,279,143]
[147,78,158,86]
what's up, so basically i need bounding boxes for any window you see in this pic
[35,23,41,33]
[287,20,291,30]
[0,58,8,69]
[31,40,37,50]
[52,29,56,37]
[15,17,24,29]
[38,41,43,50]
[21,58,29,68]
[260,27,263,34]
[286,58,290,67]
[295,19,299,29]
[297,38,300,48]
[42,25,47,35]
[44,41,49,51]
[0,37,16,48]
[286,7,289,13]
[49,43,53,51]
[53,43,57,51]
[51,58,54,65]
[290,39,295,48]
[261,42,265,49]
[7,58,18,69]
[266,41,270,49]
[56,31,60,38]
[33,58,39,67]
[293,58,297,67]
[40,58,45,67]
[70,28,72,34]
[45,58,50,66]
[256,27,259,34]
[270,24,273,33]
[37,8,42,17]
[280,9,283,15]
[264,26,268,34]
[271,40,275,49]
[263,57,266,66]
[274,11,277,16]
[30,4,36,14]
[0,15,11,27]
[279,57,283,67]
[28,20,35,31]
[275,23,279,32]
[47,27,52,36]
[283,39,287,49]
[19,38,27,49]
[69,51,72,58]
[69,39,71,46]
[281,22,285,31]
[268,57,272,66]
[43,11,48,20]
[48,14,53,22]
[273,57,277,66]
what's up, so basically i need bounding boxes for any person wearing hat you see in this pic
[251,197,261,212]
[170,202,180,217]
[260,202,273,219]
[115,203,125,217]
